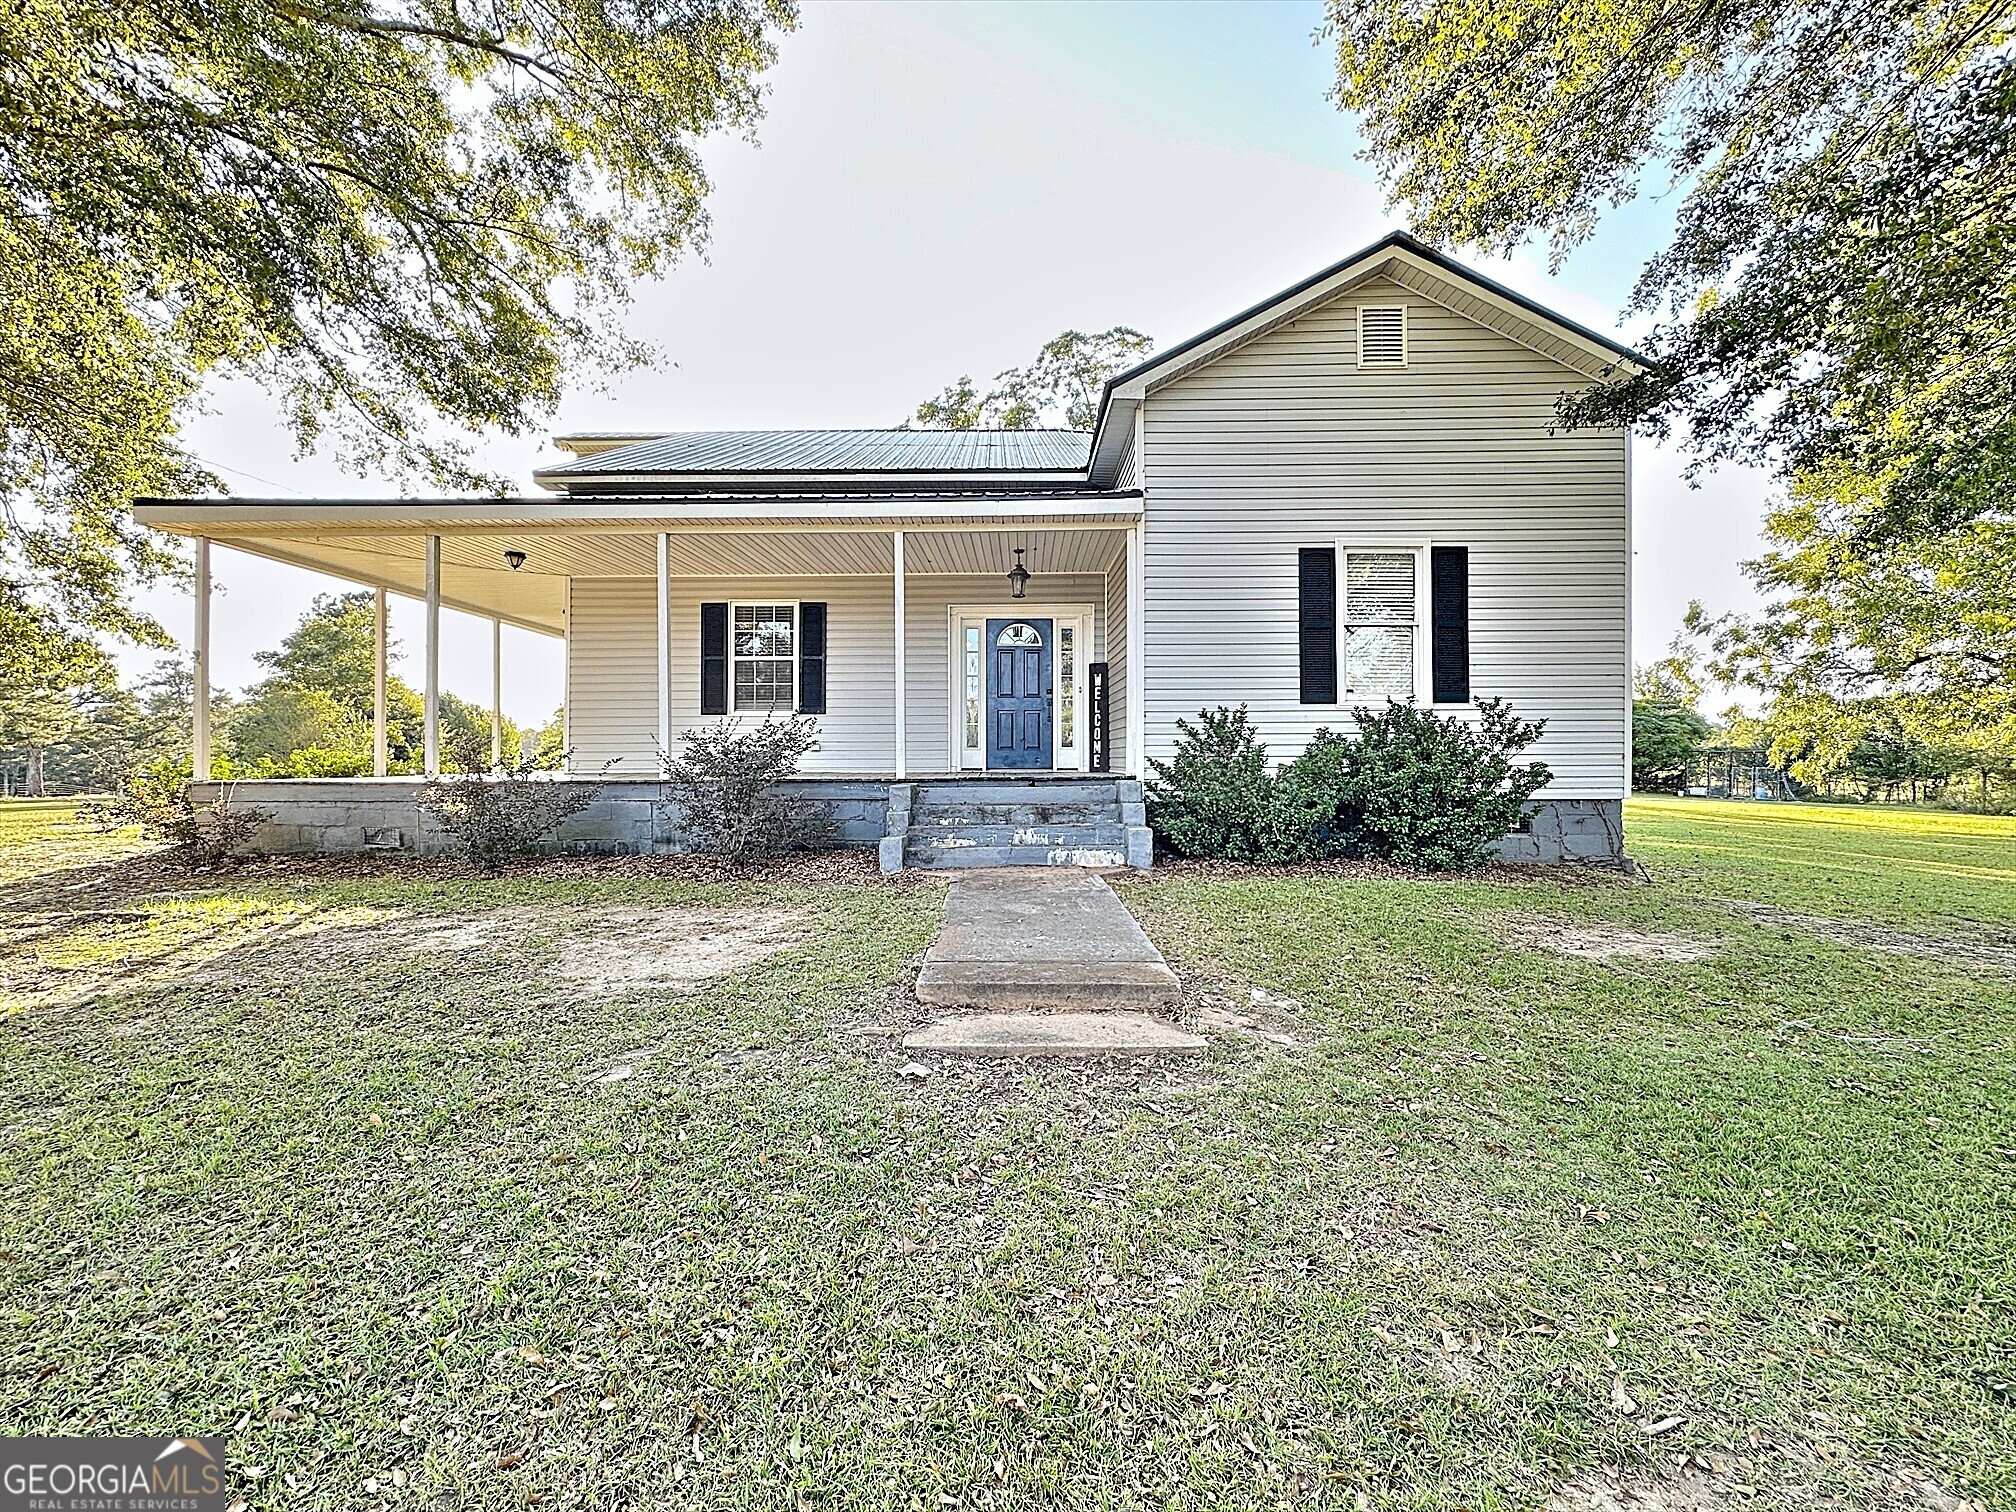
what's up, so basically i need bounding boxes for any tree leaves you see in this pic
[0,0,797,636]
[1327,0,2016,545]
[906,327,1154,431]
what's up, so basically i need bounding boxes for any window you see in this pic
[995,622,1043,647]
[731,602,796,712]
[963,624,982,753]
[1058,624,1076,747]
[1341,549,1421,701]
[1358,305,1407,367]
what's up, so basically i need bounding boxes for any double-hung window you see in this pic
[731,602,796,713]
[1340,548,1423,702]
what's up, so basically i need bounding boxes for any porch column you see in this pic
[192,538,211,782]
[1125,521,1146,778]
[655,532,672,759]
[372,588,388,777]
[490,616,503,770]
[423,533,441,777]
[892,530,907,778]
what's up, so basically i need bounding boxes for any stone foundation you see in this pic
[190,777,892,857]
[1490,798,1625,864]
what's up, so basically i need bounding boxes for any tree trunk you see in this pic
[23,744,45,798]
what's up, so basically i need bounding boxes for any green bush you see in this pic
[660,717,823,864]
[1283,699,1551,870]
[93,769,273,868]
[1145,706,1302,862]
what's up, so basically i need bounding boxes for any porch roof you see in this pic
[130,493,1141,635]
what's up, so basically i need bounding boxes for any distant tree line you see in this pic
[0,593,562,797]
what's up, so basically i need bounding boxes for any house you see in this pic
[135,231,1638,868]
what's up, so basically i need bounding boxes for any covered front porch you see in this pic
[135,492,1148,790]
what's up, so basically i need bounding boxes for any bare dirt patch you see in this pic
[1494,916,1717,964]
[390,906,805,996]
[1189,984,1308,1048]
[1723,900,2016,973]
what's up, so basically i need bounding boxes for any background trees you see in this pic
[908,328,1154,430]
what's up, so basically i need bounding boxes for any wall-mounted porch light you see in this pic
[1007,546,1030,599]
[504,549,527,571]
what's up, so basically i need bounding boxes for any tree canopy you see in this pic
[1328,0,2015,548]
[1,0,796,640]
[908,327,1153,431]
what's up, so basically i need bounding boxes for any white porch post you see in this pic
[192,538,211,782]
[1125,521,1146,778]
[655,532,672,759]
[490,617,503,770]
[372,588,388,777]
[423,534,441,777]
[892,530,907,778]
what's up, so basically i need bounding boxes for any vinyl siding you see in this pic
[565,571,1110,774]
[1139,275,1629,798]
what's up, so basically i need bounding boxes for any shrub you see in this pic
[1283,699,1551,870]
[420,760,601,873]
[97,769,273,868]
[1145,705,1302,862]
[660,717,822,864]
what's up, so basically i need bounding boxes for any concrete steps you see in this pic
[880,778,1152,873]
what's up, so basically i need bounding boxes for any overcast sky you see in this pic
[129,0,1770,723]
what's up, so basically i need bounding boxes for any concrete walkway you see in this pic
[905,870,1200,1058]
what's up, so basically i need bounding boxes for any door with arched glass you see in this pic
[984,617,1052,769]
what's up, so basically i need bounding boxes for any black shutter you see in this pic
[798,602,827,715]
[1298,547,1337,704]
[1430,546,1470,704]
[700,602,729,715]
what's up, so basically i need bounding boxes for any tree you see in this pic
[908,328,1154,430]
[1688,466,2015,798]
[1632,700,1711,793]
[2,0,797,641]
[1328,1,2016,549]
[0,591,114,794]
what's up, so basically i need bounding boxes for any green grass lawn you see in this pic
[2,798,2010,1509]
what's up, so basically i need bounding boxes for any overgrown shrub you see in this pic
[1145,706,1302,862]
[660,717,822,864]
[420,760,601,874]
[1283,699,1551,870]
[97,769,273,868]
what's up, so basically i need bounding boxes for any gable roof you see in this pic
[536,427,1090,485]
[1083,230,1647,482]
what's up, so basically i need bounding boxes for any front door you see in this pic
[985,618,1052,769]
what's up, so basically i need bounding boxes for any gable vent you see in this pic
[1358,305,1407,367]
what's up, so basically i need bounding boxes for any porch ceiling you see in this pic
[167,524,1130,635]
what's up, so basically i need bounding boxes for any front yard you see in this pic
[2,797,2010,1509]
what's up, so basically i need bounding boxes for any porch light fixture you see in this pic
[504,549,527,571]
[1007,547,1030,599]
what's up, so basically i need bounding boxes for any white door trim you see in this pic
[945,601,1097,772]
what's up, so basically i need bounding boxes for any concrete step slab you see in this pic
[912,804,1120,826]
[905,844,1131,870]
[903,1011,1205,1059]
[916,958,1180,1009]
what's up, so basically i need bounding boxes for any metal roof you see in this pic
[537,428,1093,477]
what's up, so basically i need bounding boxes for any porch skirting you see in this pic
[190,777,895,857]
[193,781,1622,864]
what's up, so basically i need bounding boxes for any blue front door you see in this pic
[985,617,1052,769]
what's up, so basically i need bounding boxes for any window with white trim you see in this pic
[1357,305,1407,367]
[731,602,796,713]
[1341,549,1422,701]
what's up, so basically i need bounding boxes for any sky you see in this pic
[131,0,1772,723]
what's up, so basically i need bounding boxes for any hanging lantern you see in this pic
[504,549,527,571]
[1007,546,1030,599]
